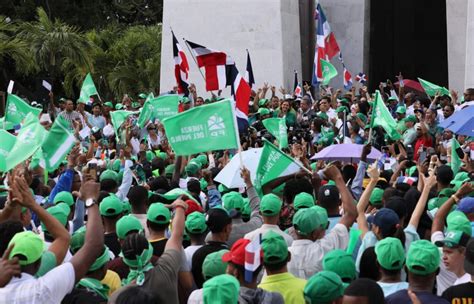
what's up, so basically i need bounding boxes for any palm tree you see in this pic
[18,7,94,94]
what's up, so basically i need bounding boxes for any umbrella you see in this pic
[439,105,474,136]
[394,79,425,96]
[214,148,262,189]
[311,144,382,163]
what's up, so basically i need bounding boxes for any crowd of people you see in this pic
[0,76,474,304]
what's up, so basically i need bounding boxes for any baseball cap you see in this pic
[53,191,74,207]
[202,249,229,280]
[311,205,329,229]
[304,271,344,304]
[404,115,417,123]
[258,99,268,106]
[369,188,384,206]
[8,231,44,265]
[406,240,440,275]
[464,238,474,275]
[294,192,315,210]
[257,108,270,116]
[185,162,200,175]
[185,199,203,216]
[100,169,119,182]
[375,237,405,270]
[293,208,321,236]
[185,211,207,234]
[70,227,86,254]
[396,105,406,114]
[181,96,190,104]
[197,154,208,166]
[450,171,470,190]
[111,159,121,172]
[104,101,114,108]
[222,238,259,267]
[369,208,399,236]
[147,203,171,225]
[335,106,349,113]
[156,152,168,161]
[457,197,474,214]
[356,113,368,124]
[317,112,329,121]
[116,214,143,239]
[447,211,472,236]
[259,194,282,216]
[323,249,356,281]
[261,230,288,264]
[222,191,244,212]
[165,164,175,177]
[115,103,124,110]
[145,150,155,162]
[318,185,340,206]
[202,274,240,304]
[435,230,471,248]
[199,178,208,191]
[42,203,70,232]
[99,194,123,216]
[206,207,231,233]
[159,188,200,205]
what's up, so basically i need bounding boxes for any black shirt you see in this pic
[104,232,121,257]
[61,287,106,304]
[386,290,449,304]
[191,241,229,288]
[442,282,474,304]
[150,238,168,257]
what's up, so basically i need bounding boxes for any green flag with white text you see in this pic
[370,90,401,140]
[262,117,288,149]
[162,99,239,155]
[5,94,42,125]
[451,138,463,175]
[320,59,338,85]
[418,78,450,97]
[78,73,99,103]
[138,95,180,128]
[3,113,47,172]
[110,110,135,140]
[41,115,76,171]
[255,139,305,191]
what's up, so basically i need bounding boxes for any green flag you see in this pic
[138,95,180,128]
[418,78,450,97]
[110,110,135,140]
[370,90,401,140]
[320,59,338,85]
[262,118,288,149]
[451,138,463,175]
[3,113,47,172]
[255,139,305,191]
[78,73,99,103]
[162,99,239,155]
[0,117,15,130]
[0,130,17,164]
[5,94,42,125]
[146,92,155,102]
[41,115,76,171]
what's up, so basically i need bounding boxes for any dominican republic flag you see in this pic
[312,3,341,85]
[343,65,353,90]
[396,176,418,186]
[186,40,228,91]
[293,70,302,97]
[172,32,189,95]
[245,50,255,89]
[244,236,262,283]
[355,72,367,84]
[226,59,251,134]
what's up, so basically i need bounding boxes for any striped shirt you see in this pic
[58,110,84,127]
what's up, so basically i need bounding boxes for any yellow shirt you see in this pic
[101,269,121,296]
[258,272,306,304]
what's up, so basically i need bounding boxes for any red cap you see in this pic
[185,200,203,216]
[222,238,251,266]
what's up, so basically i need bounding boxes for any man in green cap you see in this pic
[395,105,407,133]
[202,274,240,304]
[53,191,76,224]
[402,114,417,146]
[100,194,123,257]
[1,176,105,303]
[99,147,133,203]
[184,211,208,269]
[303,270,344,304]
[322,249,356,287]
[244,193,293,246]
[374,237,408,296]
[259,231,306,303]
[146,203,171,257]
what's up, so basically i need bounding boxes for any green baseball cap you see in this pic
[218,184,229,194]
[99,194,123,216]
[100,169,119,182]
[156,151,168,160]
[70,227,86,254]
[147,203,171,225]
[317,112,329,121]
[450,172,470,190]
[369,188,384,206]
[197,154,208,166]
[159,188,200,205]
[200,178,208,191]
[375,237,405,270]
[115,103,124,110]
[404,115,417,123]
[447,211,472,236]
[396,105,406,114]
[387,96,398,102]
[257,108,270,116]
[53,191,74,207]
[311,205,329,229]
[165,164,175,177]
[428,196,450,211]
[222,191,244,211]
[146,150,155,162]
[335,106,349,113]
[8,231,44,265]
[203,274,240,304]
[122,201,131,215]
[435,230,471,248]
[261,230,288,264]
[138,93,147,99]
[439,188,456,198]
[322,249,356,281]
[181,96,190,104]
[304,271,344,304]
[42,203,70,232]
[293,208,321,236]
[293,192,315,210]
[241,198,251,221]
[116,214,143,239]
[258,99,268,106]
[203,249,229,280]
[185,162,200,175]
[185,211,208,234]
[260,194,282,216]
[104,101,114,108]
[356,113,368,124]
[406,240,440,275]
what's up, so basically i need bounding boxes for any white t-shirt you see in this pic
[0,262,75,304]
[184,245,203,270]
